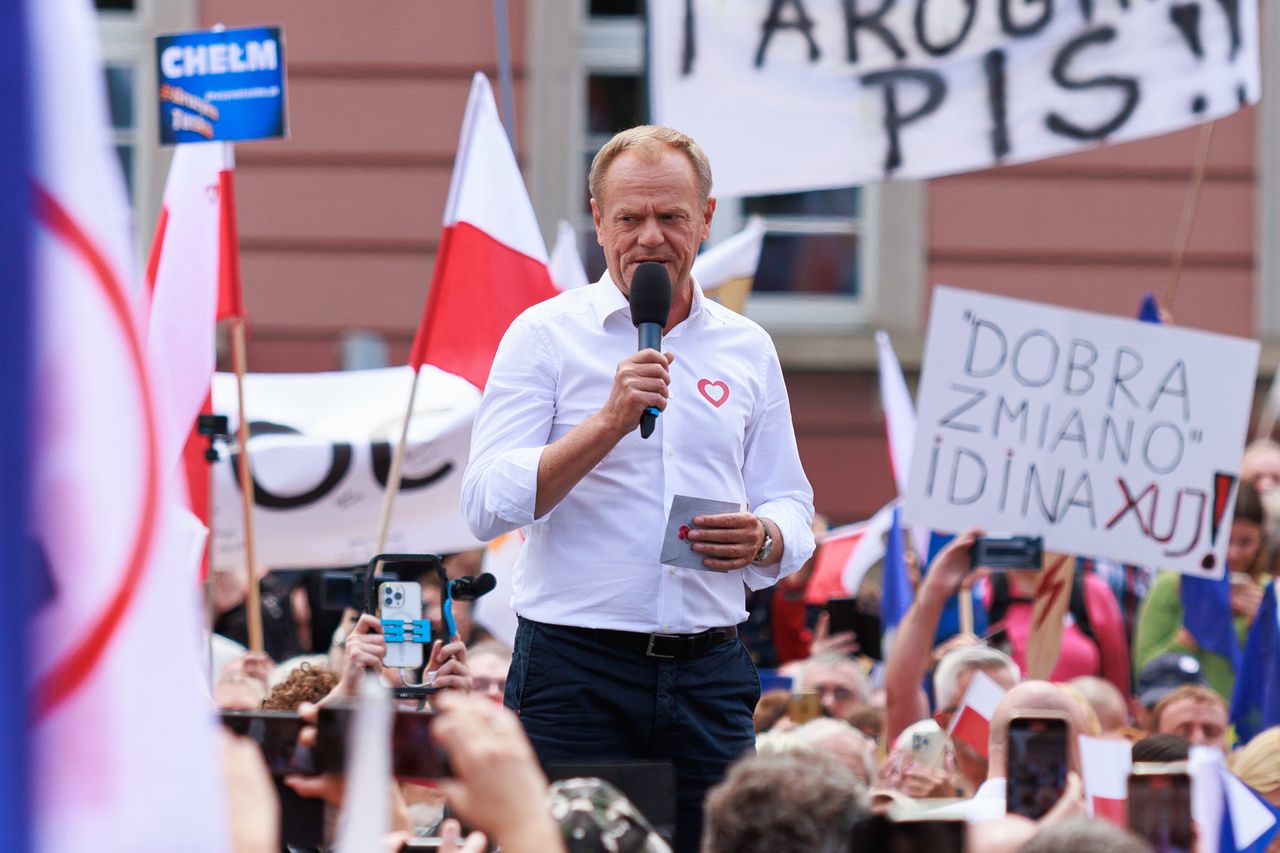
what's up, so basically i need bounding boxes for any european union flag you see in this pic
[1182,573,1242,671]
[1232,582,1280,744]
[881,505,912,634]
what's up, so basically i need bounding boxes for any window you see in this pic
[96,0,197,260]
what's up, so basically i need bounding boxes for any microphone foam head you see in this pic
[629,262,672,328]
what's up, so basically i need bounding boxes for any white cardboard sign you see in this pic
[650,0,1259,196]
[903,287,1259,578]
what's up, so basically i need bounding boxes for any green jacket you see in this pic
[1133,571,1249,702]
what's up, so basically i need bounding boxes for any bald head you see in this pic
[988,681,1091,779]
[1069,676,1128,734]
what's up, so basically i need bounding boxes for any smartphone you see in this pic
[825,596,883,660]
[788,690,822,724]
[1005,711,1070,819]
[219,710,309,777]
[379,580,425,669]
[314,704,451,781]
[851,814,965,853]
[910,729,945,767]
[971,535,1043,570]
[1128,762,1193,853]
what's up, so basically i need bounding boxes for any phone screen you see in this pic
[1128,772,1193,853]
[314,705,450,780]
[788,690,822,724]
[1005,714,1069,819]
[219,710,308,776]
[824,596,883,660]
[850,815,965,853]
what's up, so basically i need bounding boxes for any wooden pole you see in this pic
[1164,121,1217,312]
[373,367,422,558]
[231,316,264,652]
[958,590,974,637]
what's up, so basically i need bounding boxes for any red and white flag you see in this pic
[876,330,932,563]
[946,670,1006,758]
[1079,735,1131,826]
[145,140,243,481]
[805,504,895,606]
[409,73,558,389]
[29,0,227,848]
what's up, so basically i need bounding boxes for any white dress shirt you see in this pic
[462,274,816,633]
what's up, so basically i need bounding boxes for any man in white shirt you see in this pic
[461,125,815,852]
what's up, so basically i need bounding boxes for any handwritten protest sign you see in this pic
[903,287,1259,578]
[650,0,1259,195]
[211,366,482,572]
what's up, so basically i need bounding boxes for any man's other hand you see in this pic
[599,350,674,436]
[689,512,766,572]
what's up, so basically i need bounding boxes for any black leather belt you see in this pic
[555,623,738,660]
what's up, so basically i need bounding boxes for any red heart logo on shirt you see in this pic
[698,379,729,408]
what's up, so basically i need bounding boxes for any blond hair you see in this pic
[1230,727,1280,794]
[588,125,713,204]
[1152,684,1227,731]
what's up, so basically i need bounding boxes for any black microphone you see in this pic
[448,573,497,601]
[629,262,672,440]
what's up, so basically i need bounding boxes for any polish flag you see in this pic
[876,330,931,562]
[804,504,895,606]
[145,141,243,481]
[946,670,1005,758]
[409,73,558,389]
[1079,735,1131,827]
[28,0,226,848]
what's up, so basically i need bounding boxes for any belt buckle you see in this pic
[645,632,683,659]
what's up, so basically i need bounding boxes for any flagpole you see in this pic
[373,368,421,556]
[231,315,264,652]
[1164,120,1216,312]
[492,0,517,144]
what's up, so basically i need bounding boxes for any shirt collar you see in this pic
[589,270,708,333]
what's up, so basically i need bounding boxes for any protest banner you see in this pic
[156,25,287,144]
[210,366,482,572]
[903,287,1259,578]
[650,0,1259,195]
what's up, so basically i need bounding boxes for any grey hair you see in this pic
[1019,817,1154,853]
[702,752,869,853]
[799,652,872,703]
[933,644,1020,708]
[588,125,713,204]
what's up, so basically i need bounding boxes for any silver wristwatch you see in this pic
[753,522,775,564]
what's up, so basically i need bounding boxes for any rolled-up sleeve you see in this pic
[461,316,559,542]
[741,338,815,590]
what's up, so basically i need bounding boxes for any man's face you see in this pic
[469,652,510,705]
[1158,697,1228,751]
[591,147,714,300]
[802,665,865,720]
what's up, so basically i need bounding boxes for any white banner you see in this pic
[650,0,1260,195]
[903,287,1259,578]
[212,366,482,572]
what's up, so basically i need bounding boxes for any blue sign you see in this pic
[155,26,287,145]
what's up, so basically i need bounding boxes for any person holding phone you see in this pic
[461,125,815,853]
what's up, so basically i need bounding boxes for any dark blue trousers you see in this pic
[505,618,759,853]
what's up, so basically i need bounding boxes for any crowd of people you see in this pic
[202,440,1280,852]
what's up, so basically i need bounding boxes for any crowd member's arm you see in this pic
[1083,574,1131,700]
[432,693,567,853]
[883,529,982,747]
[425,638,472,694]
[220,729,279,853]
[1133,571,1188,671]
[729,338,816,586]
